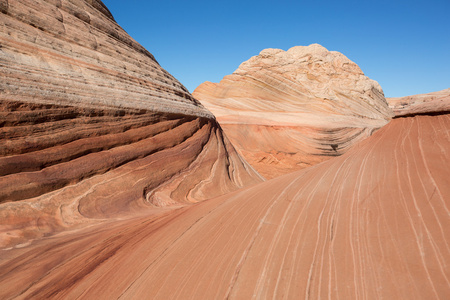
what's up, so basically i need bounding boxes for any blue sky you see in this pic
[103,0,449,97]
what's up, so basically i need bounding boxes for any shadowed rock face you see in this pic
[193,44,394,179]
[387,88,450,117]
[0,0,262,248]
[0,113,447,299]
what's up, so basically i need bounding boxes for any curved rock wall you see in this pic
[0,0,211,117]
[0,0,262,248]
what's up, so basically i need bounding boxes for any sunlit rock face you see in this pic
[194,44,393,179]
[387,88,450,117]
[0,0,262,248]
[1,0,212,117]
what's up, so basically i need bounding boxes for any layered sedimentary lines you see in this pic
[193,44,393,178]
[0,0,262,249]
[0,99,261,248]
[1,114,448,299]
[0,0,211,117]
[388,88,450,117]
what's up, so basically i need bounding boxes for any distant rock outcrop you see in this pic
[194,44,393,178]
[387,88,450,117]
[0,0,262,248]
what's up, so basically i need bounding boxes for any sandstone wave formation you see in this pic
[388,88,450,117]
[193,44,394,179]
[0,0,262,248]
[1,113,448,299]
[1,1,449,299]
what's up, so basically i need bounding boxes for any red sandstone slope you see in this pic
[1,114,448,299]
[0,0,262,248]
[193,45,393,179]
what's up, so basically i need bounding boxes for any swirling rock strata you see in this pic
[193,44,393,178]
[387,88,450,117]
[1,114,448,299]
[0,0,262,248]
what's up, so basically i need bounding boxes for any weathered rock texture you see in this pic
[0,0,262,248]
[0,0,211,117]
[388,88,450,117]
[1,113,448,299]
[193,44,394,178]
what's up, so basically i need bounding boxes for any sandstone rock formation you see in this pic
[387,88,450,117]
[1,113,448,299]
[1,1,448,299]
[193,44,394,178]
[0,0,262,248]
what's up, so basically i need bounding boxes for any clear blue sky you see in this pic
[103,0,449,97]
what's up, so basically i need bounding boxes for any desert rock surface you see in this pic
[1,113,448,299]
[0,0,262,248]
[193,44,393,178]
[388,88,450,117]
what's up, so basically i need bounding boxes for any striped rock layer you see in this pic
[193,44,394,179]
[0,0,262,248]
[387,88,450,117]
[1,113,448,299]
